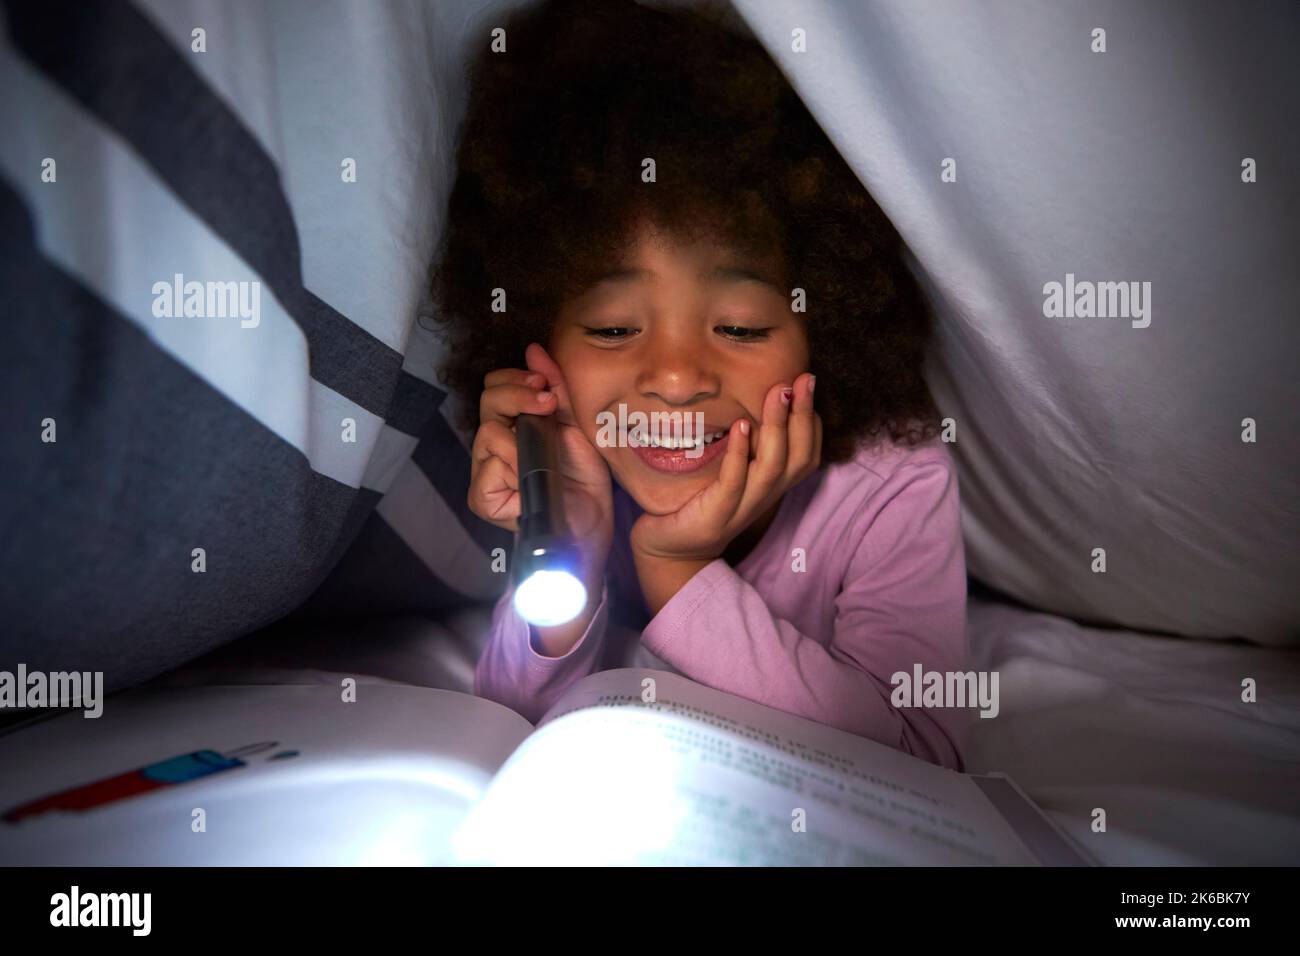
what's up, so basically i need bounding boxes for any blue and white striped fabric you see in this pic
[0,0,525,690]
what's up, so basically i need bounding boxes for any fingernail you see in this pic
[739,420,750,436]
[538,391,555,403]
[780,387,793,405]
[808,375,816,396]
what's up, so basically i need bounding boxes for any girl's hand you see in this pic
[630,373,822,563]
[469,343,615,578]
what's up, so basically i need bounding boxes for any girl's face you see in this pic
[550,220,809,516]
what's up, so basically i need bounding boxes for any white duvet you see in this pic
[733,0,1299,644]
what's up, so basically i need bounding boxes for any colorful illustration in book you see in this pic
[2,742,298,823]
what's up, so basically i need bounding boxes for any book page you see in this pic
[0,682,534,865]
[452,668,1038,865]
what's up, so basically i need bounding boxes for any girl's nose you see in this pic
[635,340,719,406]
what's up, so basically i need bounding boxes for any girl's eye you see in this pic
[716,325,772,341]
[582,325,772,341]
[584,326,638,340]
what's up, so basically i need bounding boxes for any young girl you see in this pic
[433,0,968,770]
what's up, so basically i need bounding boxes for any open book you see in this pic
[0,669,1093,866]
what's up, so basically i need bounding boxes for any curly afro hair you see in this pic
[431,0,940,464]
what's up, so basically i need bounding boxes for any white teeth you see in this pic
[634,429,727,449]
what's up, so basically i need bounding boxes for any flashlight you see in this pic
[512,412,589,627]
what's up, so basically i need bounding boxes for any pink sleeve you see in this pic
[640,459,970,771]
[473,577,612,723]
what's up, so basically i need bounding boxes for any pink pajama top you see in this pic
[474,437,970,771]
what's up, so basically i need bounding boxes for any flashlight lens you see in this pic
[513,570,588,627]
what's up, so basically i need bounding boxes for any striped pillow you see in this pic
[0,0,519,692]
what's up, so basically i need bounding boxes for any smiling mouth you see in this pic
[625,425,734,474]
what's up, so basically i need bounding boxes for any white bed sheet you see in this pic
[964,596,1300,865]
